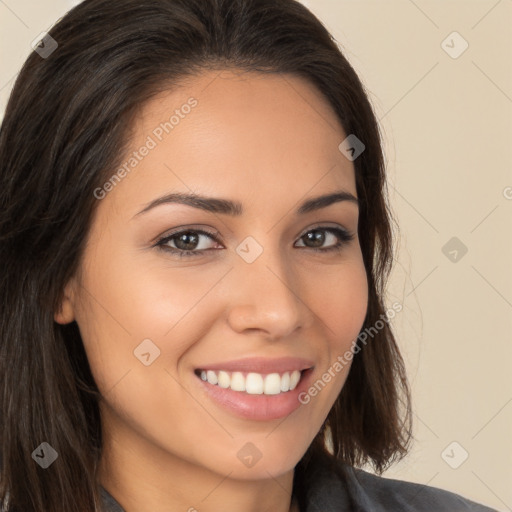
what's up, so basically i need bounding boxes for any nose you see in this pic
[225,251,313,341]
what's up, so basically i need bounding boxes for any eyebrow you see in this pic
[133,190,359,219]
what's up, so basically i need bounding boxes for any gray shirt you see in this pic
[99,456,498,512]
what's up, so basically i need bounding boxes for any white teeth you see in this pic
[263,373,281,395]
[206,370,218,385]
[246,373,263,394]
[280,372,290,392]
[230,372,246,392]
[217,370,230,388]
[289,370,301,390]
[198,369,304,395]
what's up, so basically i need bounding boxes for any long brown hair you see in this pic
[0,0,411,510]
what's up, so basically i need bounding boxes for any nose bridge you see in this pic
[226,235,308,337]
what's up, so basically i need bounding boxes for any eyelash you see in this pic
[155,226,355,258]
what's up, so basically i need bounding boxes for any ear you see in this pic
[54,278,77,324]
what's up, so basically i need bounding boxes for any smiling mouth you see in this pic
[193,368,311,395]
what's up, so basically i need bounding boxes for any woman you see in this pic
[0,0,497,511]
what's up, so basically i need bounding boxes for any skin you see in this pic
[55,69,368,512]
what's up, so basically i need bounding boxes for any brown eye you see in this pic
[295,227,354,252]
[156,229,221,257]
[155,226,354,259]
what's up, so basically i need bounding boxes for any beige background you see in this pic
[1,0,511,510]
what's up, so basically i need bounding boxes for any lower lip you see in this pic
[195,369,314,421]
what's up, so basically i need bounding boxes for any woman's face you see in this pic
[56,70,368,482]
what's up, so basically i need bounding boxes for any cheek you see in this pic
[74,252,230,389]
[312,256,369,350]
[298,256,368,415]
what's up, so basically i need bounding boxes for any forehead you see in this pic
[106,69,356,218]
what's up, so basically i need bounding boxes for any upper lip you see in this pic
[195,357,314,374]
